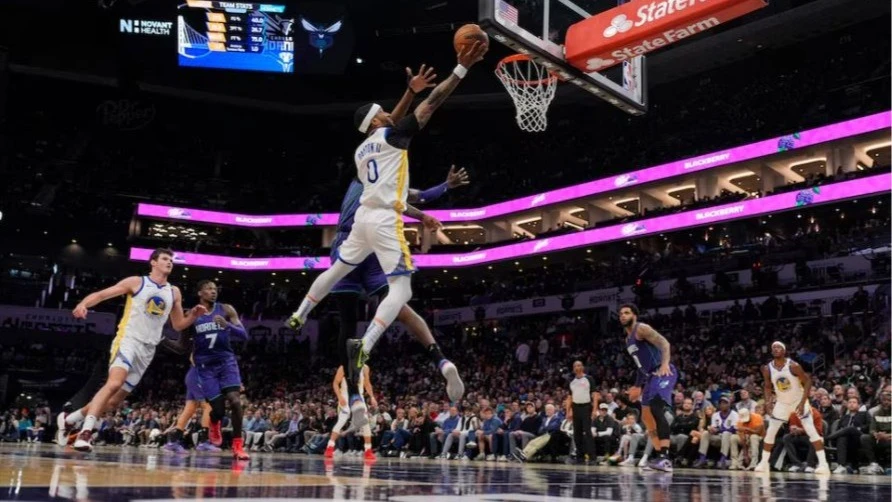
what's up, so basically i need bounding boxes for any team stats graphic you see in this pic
[178,1,295,73]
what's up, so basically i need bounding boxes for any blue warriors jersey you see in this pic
[626,323,663,374]
[192,303,235,364]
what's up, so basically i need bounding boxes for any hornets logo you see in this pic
[145,296,167,317]
[776,376,792,392]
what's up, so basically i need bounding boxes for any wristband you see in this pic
[453,64,468,79]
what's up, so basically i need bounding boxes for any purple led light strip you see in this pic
[129,173,890,270]
[136,112,891,227]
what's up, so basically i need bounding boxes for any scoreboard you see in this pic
[177,1,295,73]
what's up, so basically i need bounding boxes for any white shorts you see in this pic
[336,209,415,276]
[771,400,812,423]
[109,335,157,393]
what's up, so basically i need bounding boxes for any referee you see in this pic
[569,360,598,464]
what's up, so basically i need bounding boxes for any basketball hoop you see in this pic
[495,54,559,132]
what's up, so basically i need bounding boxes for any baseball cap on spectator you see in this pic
[599,403,609,410]
[719,396,731,404]
[738,408,751,422]
[610,388,619,394]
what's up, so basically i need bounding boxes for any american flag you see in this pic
[497,0,519,24]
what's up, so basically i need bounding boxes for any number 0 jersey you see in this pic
[353,115,419,221]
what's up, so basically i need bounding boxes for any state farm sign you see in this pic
[565,0,767,71]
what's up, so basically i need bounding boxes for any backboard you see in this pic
[479,0,647,115]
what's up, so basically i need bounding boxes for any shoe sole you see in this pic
[442,364,465,403]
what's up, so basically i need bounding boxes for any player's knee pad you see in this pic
[209,396,226,422]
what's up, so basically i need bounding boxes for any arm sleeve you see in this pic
[228,324,248,341]
[385,115,420,150]
[415,182,448,204]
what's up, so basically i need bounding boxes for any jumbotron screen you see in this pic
[177,1,294,73]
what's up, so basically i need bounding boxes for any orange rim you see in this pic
[495,54,561,86]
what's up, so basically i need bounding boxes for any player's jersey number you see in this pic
[205,333,218,349]
[366,159,379,183]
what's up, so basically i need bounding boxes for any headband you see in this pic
[359,103,382,133]
[771,341,786,350]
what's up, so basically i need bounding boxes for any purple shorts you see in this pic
[332,254,388,295]
[641,364,677,406]
[196,357,242,400]
[185,367,204,402]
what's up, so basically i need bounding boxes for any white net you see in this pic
[495,55,558,133]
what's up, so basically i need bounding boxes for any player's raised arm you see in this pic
[413,41,487,129]
[408,165,470,204]
[169,287,208,331]
[391,65,437,123]
[72,276,143,319]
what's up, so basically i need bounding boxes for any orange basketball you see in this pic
[454,24,489,54]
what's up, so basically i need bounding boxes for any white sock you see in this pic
[293,296,318,324]
[81,415,96,433]
[361,275,412,352]
[816,449,828,465]
[292,261,356,323]
[327,439,335,448]
[364,442,371,451]
[65,409,85,426]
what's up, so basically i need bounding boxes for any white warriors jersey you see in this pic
[114,276,174,345]
[769,358,804,405]
[354,126,410,217]
[338,366,367,401]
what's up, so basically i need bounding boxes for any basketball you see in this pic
[454,24,489,54]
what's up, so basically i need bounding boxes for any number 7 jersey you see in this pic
[192,303,236,364]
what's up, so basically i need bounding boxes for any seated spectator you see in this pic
[694,396,738,469]
[670,398,700,466]
[827,396,870,474]
[379,408,410,456]
[735,390,756,414]
[448,406,479,460]
[781,407,824,472]
[593,403,620,461]
[263,409,291,452]
[408,407,435,457]
[513,403,564,462]
[495,408,521,461]
[429,406,460,459]
[510,402,541,452]
[731,406,765,470]
[817,393,839,426]
[475,406,502,461]
[245,410,270,450]
[609,412,644,466]
[859,386,891,474]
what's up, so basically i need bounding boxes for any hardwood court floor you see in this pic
[1,443,889,501]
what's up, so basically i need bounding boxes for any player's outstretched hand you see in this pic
[213,315,229,329]
[458,41,488,69]
[72,304,88,319]
[190,304,209,318]
[422,214,443,231]
[407,64,437,93]
[446,165,470,189]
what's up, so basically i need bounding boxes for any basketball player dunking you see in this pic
[326,364,377,461]
[286,41,487,428]
[65,248,207,452]
[753,341,830,474]
[619,304,676,472]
